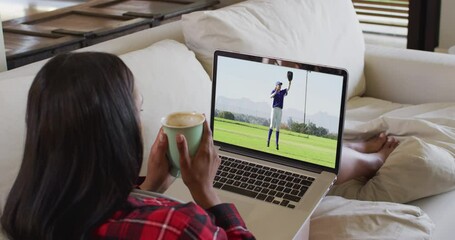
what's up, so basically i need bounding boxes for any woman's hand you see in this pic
[140,128,175,193]
[177,120,222,209]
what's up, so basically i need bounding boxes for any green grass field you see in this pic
[213,117,337,168]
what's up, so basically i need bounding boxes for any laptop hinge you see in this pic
[219,146,324,174]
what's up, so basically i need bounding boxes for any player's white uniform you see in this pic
[269,107,282,131]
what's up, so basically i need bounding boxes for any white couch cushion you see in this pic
[0,76,33,215]
[182,0,366,99]
[119,40,212,175]
[410,190,455,240]
[311,196,435,240]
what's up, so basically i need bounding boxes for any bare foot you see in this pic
[344,132,387,153]
[363,136,399,178]
[372,136,399,164]
[336,137,400,184]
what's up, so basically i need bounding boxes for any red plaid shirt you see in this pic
[93,194,255,239]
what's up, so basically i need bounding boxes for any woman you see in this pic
[1,52,255,240]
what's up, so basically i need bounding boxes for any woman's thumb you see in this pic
[176,134,190,168]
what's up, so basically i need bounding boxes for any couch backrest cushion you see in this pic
[182,0,366,100]
[0,75,33,217]
[0,40,211,218]
[119,40,212,175]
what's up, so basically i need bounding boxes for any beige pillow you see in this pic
[311,196,435,240]
[119,40,212,175]
[182,0,366,99]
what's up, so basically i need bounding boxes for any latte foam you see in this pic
[163,112,204,128]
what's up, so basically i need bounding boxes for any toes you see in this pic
[385,136,399,149]
[375,132,388,146]
[392,138,400,148]
[385,137,394,148]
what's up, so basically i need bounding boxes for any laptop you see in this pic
[165,50,348,239]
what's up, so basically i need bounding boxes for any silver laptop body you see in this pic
[166,50,348,239]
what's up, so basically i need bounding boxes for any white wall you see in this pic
[0,14,6,72]
[438,0,455,52]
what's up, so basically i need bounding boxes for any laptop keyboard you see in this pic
[213,155,314,209]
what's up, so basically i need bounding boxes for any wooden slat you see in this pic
[354,5,408,14]
[93,0,184,14]
[359,20,407,28]
[29,13,130,33]
[86,18,153,37]
[353,0,408,3]
[74,7,136,20]
[3,25,63,37]
[353,0,409,8]
[355,11,408,19]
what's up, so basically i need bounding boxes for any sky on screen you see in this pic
[216,56,344,116]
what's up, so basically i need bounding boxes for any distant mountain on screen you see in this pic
[216,96,339,133]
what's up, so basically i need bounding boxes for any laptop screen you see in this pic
[212,51,347,173]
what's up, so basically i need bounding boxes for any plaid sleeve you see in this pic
[205,203,256,240]
[94,197,255,240]
[177,203,255,240]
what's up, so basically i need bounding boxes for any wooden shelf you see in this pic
[3,0,219,69]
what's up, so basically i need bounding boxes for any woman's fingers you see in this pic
[155,129,168,157]
[140,129,173,192]
[177,134,191,170]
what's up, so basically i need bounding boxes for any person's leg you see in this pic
[275,108,282,150]
[268,108,276,147]
[336,136,399,185]
[275,131,280,150]
[344,132,387,153]
[267,129,273,147]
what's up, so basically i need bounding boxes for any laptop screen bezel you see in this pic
[211,50,348,175]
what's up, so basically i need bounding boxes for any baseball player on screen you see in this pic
[267,71,293,150]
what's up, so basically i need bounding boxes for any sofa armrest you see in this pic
[363,44,455,104]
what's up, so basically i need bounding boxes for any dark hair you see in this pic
[1,52,143,239]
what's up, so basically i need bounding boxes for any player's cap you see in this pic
[275,81,283,86]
